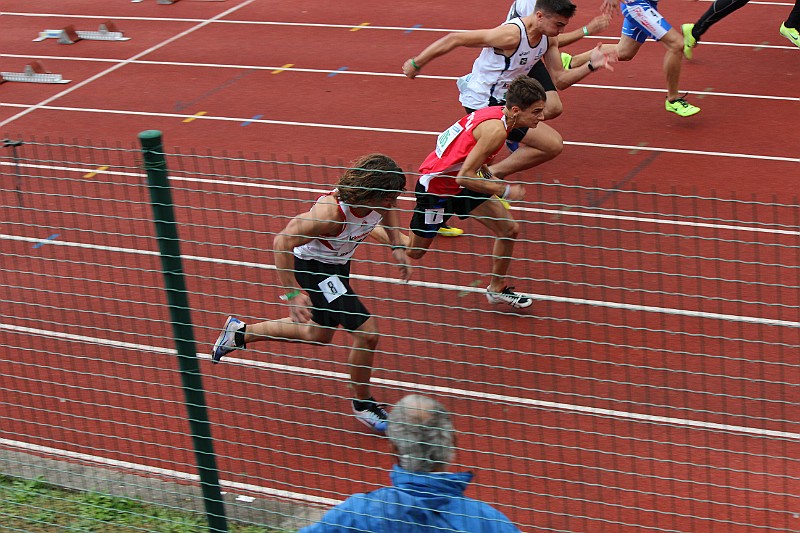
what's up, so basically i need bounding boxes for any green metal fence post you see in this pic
[138,130,228,533]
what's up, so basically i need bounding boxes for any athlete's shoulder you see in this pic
[472,106,506,120]
[311,193,346,222]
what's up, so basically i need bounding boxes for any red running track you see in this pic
[1,0,799,531]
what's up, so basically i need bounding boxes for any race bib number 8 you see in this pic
[435,121,464,158]
[318,275,348,303]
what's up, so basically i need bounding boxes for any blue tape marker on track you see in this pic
[327,67,349,77]
[33,234,60,248]
[241,114,264,126]
[405,24,422,34]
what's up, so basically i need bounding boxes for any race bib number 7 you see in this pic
[435,121,464,158]
[318,275,348,303]
[424,208,445,225]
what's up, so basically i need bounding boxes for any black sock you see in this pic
[353,397,377,411]
[234,324,246,349]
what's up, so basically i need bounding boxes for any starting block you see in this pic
[33,21,130,43]
[1,60,71,84]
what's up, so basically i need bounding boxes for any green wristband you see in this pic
[280,289,301,301]
[410,57,421,70]
[582,26,590,36]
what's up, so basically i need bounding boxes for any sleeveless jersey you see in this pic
[293,192,383,265]
[458,18,548,110]
[507,0,536,20]
[417,106,508,197]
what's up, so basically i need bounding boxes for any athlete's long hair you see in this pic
[337,153,406,205]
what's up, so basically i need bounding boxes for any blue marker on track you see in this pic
[33,234,60,248]
[405,24,423,34]
[328,67,349,77]
[241,114,264,126]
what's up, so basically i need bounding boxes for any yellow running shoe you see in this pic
[779,23,800,48]
[437,225,464,237]
[665,94,700,117]
[681,23,697,60]
[561,52,572,70]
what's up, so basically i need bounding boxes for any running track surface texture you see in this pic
[1,1,799,532]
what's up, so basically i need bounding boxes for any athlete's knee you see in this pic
[540,130,564,159]
[353,329,380,349]
[406,247,428,260]
[616,47,637,61]
[496,220,520,240]
[661,31,684,53]
[405,236,432,260]
[544,101,563,120]
[523,129,563,158]
[544,93,563,120]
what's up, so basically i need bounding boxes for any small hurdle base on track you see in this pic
[1,60,71,84]
[33,21,130,43]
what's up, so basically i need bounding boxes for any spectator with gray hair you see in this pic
[300,394,522,532]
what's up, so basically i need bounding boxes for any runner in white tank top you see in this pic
[401,0,616,181]
[458,18,548,110]
[506,0,612,120]
[294,191,384,265]
[210,154,409,435]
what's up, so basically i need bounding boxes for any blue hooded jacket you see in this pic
[300,465,522,532]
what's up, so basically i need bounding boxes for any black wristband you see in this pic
[587,61,596,72]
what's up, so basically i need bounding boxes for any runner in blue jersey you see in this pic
[565,0,701,117]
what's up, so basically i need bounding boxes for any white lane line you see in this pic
[3,232,798,328]
[0,0,258,129]
[1,323,798,440]
[3,159,800,236]
[1,54,797,103]
[0,105,797,163]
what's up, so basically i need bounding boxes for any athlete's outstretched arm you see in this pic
[544,37,616,90]
[402,24,519,78]
[557,13,611,47]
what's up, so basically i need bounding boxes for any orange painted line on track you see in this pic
[83,165,109,178]
[350,22,370,31]
[272,63,294,74]
[182,111,207,123]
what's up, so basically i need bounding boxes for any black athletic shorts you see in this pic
[410,181,492,238]
[527,60,557,92]
[293,257,370,331]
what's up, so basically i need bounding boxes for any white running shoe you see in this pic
[211,316,245,363]
[486,286,533,309]
[352,399,389,434]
